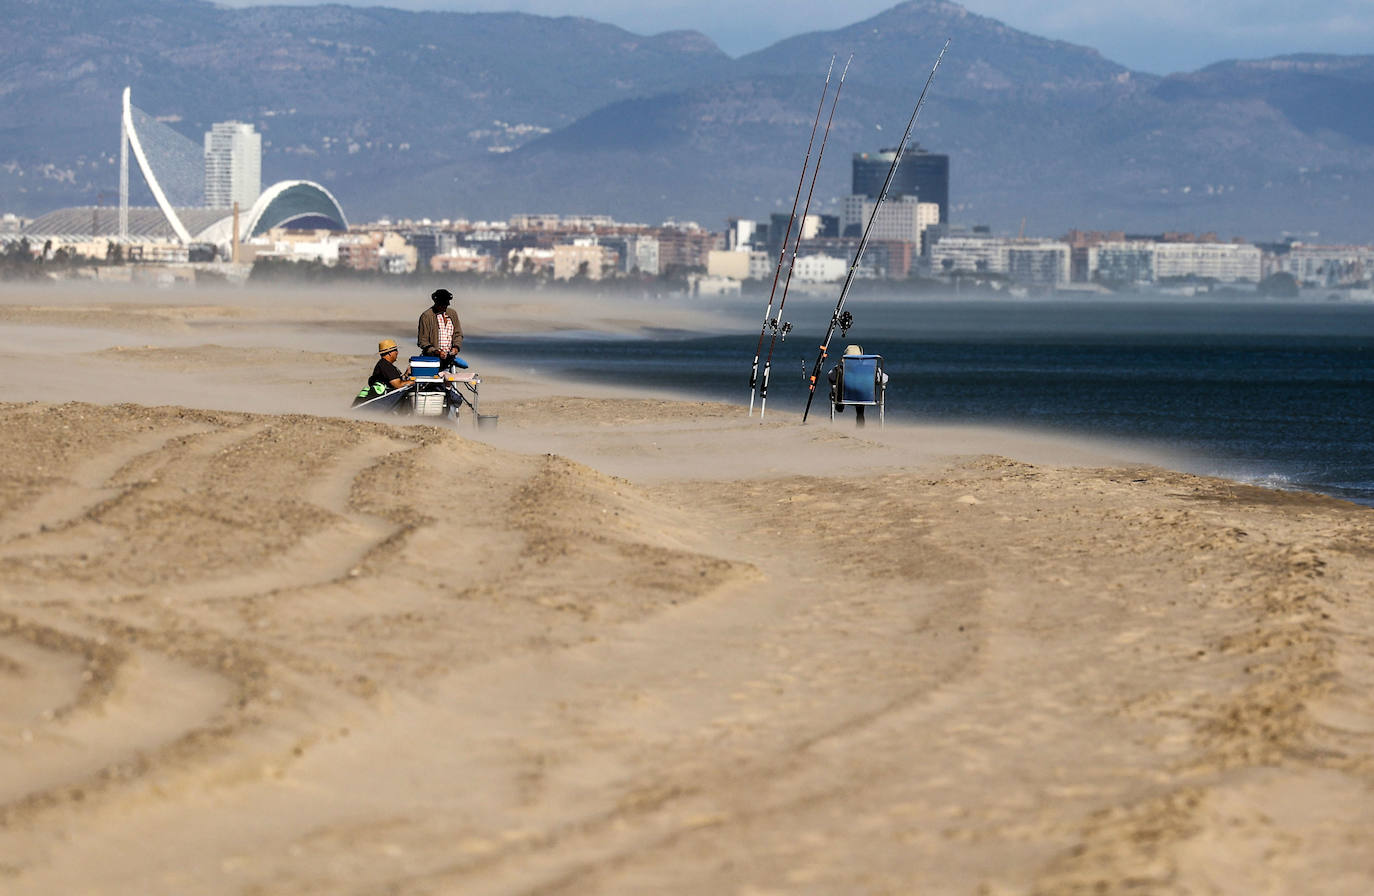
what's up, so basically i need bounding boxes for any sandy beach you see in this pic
[1,282,1372,894]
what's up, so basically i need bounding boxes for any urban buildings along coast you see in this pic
[2,92,1371,298]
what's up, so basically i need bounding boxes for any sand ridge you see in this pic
[1,285,1372,894]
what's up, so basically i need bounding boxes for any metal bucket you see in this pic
[475,413,499,430]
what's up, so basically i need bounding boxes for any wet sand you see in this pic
[1,282,1372,894]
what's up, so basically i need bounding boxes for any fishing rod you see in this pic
[759,54,851,420]
[749,55,835,417]
[802,39,950,423]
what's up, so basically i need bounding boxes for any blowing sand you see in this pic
[1,283,1372,895]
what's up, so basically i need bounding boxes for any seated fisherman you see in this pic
[828,344,888,428]
[354,339,413,405]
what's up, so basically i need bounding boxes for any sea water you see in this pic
[477,299,1374,507]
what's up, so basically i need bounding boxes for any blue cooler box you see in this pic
[411,356,441,378]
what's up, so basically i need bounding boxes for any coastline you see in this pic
[1,284,1372,893]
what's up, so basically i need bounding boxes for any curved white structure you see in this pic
[121,87,192,245]
[240,180,349,238]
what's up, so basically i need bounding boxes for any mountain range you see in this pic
[2,0,1372,241]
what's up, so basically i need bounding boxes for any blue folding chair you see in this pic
[829,354,886,427]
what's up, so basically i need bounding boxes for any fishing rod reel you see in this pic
[769,316,802,340]
[837,310,853,337]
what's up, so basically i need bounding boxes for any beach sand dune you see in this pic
[1,285,1373,894]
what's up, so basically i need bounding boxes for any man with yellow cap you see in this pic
[354,338,413,405]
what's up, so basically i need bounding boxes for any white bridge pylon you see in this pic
[120,86,192,245]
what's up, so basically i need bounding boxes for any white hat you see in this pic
[844,344,863,356]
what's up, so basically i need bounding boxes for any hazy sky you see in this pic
[216,0,1374,74]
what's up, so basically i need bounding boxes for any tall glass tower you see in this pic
[852,144,949,224]
[204,121,262,210]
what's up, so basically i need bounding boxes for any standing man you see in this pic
[418,287,464,370]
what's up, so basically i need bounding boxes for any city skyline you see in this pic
[5,0,1371,242]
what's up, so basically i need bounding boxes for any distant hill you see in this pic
[739,0,1133,94]
[1154,56,1374,146]
[0,0,729,213]
[1,0,1372,241]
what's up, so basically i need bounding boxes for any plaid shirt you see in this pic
[436,312,454,354]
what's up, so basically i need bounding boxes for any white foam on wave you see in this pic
[1195,462,1302,494]
[1237,471,1298,492]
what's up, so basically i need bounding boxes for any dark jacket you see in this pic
[417,307,463,356]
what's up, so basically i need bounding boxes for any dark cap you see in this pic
[431,288,453,305]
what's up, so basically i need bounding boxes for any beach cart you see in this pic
[354,356,496,428]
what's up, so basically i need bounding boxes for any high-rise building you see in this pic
[852,144,949,224]
[204,122,261,210]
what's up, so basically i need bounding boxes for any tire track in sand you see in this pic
[0,413,421,836]
[0,422,214,545]
[0,614,231,822]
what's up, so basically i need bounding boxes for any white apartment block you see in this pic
[791,254,848,282]
[1091,242,1156,284]
[626,234,659,276]
[508,246,555,276]
[203,122,261,210]
[1275,244,1374,286]
[841,195,939,243]
[562,214,615,230]
[431,247,495,274]
[1153,242,1261,282]
[1006,241,1072,286]
[930,235,1010,275]
[247,228,340,265]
